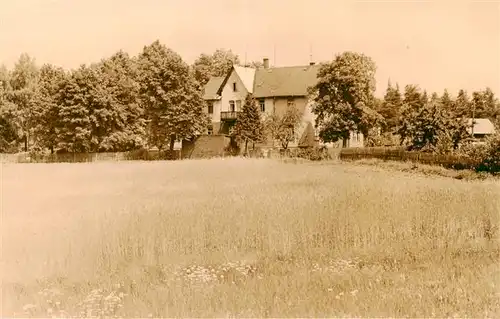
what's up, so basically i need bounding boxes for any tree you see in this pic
[192,49,240,86]
[398,98,468,151]
[0,67,19,152]
[378,80,402,132]
[264,105,302,150]
[93,51,146,151]
[55,65,93,152]
[403,84,424,110]
[243,60,264,69]
[455,89,471,118]
[440,89,453,112]
[31,64,67,153]
[234,93,264,154]
[310,52,381,146]
[7,53,39,151]
[138,40,209,152]
[471,88,499,119]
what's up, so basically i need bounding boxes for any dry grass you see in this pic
[2,158,499,318]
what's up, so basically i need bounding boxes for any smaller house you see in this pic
[467,118,496,143]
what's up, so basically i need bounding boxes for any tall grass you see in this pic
[2,159,499,317]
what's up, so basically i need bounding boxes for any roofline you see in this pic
[216,65,235,96]
[216,65,255,96]
[253,94,309,99]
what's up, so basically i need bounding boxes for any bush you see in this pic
[476,133,500,173]
[458,133,500,174]
[295,146,331,161]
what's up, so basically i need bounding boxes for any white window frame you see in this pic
[259,99,265,112]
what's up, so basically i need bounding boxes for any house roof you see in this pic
[253,65,320,98]
[234,66,255,94]
[216,66,256,96]
[202,76,224,100]
[467,118,496,135]
[203,64,321,100]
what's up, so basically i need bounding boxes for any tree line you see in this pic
[0,44,258,154]
[1,43,499,156]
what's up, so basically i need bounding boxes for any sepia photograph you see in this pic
[1,0,499,317]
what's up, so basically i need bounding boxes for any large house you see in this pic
[202,58,364,149]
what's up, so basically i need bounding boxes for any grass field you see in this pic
[2,158,499,318]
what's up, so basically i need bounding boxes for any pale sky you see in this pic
[1,0,499,97]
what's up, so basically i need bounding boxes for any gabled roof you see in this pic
[234,66,255,94]
[216,65,255,96]
[253,65,320,98]
[203,64,321,101]
[203,77,224,100]
[467,118,496,135]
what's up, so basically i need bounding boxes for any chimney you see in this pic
[263,58,269,69]
[309,62,315,66]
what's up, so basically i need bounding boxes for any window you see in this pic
[287,97,295,108]
[208,103,213,114]
[259,99,265,112]
[233,82,237,92]
[236,100,242,111]
[229,100,235,112]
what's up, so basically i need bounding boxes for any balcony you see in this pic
[220,111,240,120]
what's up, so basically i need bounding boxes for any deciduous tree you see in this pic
[264,105,302,150]
[7,53,39,151]
[192,49,240,86]
[138,40,209,152]
[32,64,67,153]
[93,51,146,151]
[310,52,382,146]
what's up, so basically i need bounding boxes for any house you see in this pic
[466,118,496,143]
[202,58,364,149]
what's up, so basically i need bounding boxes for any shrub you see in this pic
[458,133,500,174]
[476,133,500,173]
[295,146,331,161]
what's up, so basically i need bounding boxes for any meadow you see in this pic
[2,158,499,318]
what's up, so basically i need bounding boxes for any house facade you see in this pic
[202,58,364,149]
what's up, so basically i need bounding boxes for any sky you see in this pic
[0,0,499,97]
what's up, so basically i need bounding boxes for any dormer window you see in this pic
[233,82,237,92]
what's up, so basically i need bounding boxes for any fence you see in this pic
[1,150,181,164]
[339,147,479,170]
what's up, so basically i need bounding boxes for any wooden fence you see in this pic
[1,150,181,164]
[339,147,479,170]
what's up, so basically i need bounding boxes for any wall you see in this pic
[181,135,231,159]
[264,96,316,148]
[220,69,249,114]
